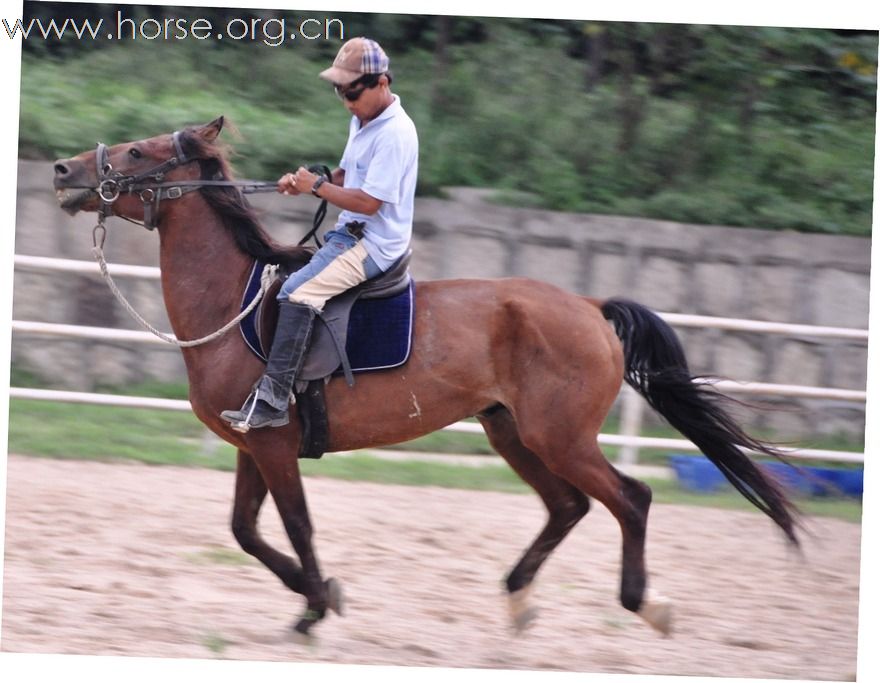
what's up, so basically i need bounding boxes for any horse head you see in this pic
[53,117,226,225]
[53,115,311,272]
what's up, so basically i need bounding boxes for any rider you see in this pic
[221,37,419,433]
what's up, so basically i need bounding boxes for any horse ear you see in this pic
[198,116,225,142]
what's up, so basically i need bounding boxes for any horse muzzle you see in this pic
[53,157,98,214]
[55,187,98,214]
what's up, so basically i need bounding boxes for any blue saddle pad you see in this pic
[342,280,414,373]
[239,262,414,374]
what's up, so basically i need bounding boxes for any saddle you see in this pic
[248,250,414,459]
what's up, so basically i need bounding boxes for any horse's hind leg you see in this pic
[478,406,591,632]
[231,450,342,622]
[539,438,671,635]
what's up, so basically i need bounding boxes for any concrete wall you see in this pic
[13,162,871,439]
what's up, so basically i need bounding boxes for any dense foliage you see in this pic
[18,4,878,235]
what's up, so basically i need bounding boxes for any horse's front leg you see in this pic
[231,449,310,595]
[246,438,341,637]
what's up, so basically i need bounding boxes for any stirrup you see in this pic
[240,389,262,434]
[221,389,292,434]
[224,390,260,434]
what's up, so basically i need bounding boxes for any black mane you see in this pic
[178,127,312,272]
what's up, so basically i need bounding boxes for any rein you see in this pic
[89,134,332,349]
[92,222,277,348]
[93,133,330,247]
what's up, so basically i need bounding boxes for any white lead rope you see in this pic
[91,242,277,348]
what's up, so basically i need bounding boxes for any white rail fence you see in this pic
[11,254,869,465]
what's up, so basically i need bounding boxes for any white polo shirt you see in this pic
[336,94,419,271]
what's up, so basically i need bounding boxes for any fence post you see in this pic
[618,387,644,466]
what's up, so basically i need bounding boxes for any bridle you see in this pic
[94,130,283,231]
[92,131,330,245]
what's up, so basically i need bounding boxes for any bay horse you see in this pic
[52,117,799,639]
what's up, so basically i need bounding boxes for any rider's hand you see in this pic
[277,172,301,195]
[292,167,319,194]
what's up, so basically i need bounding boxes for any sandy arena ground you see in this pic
[1,454,862,679]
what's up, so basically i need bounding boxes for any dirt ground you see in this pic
[1,454,863,680]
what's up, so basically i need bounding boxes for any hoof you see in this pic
[289,625,316,647]
[326,577,344,617]
[291,609,324,645]
[512,605,539,634]
[290,609,321,644]
[637,590,673,636]
[508,586,538,634]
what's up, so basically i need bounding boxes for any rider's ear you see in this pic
[198,116,225,142]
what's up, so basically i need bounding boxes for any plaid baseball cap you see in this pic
[319,37,389,86]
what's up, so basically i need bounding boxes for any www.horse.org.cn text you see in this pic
[3,12,346,47]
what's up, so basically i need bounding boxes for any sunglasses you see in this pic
[334,76,380,102]
[334,84,368,102]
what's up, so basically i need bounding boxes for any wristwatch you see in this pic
[311,176,327,197]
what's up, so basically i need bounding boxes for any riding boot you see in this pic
[220,301,316,433]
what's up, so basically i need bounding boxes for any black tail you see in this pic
[601,298,800,544]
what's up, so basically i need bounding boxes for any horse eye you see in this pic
[129,148,142,159]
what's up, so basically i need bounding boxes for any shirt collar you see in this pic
[354,94,401,131]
